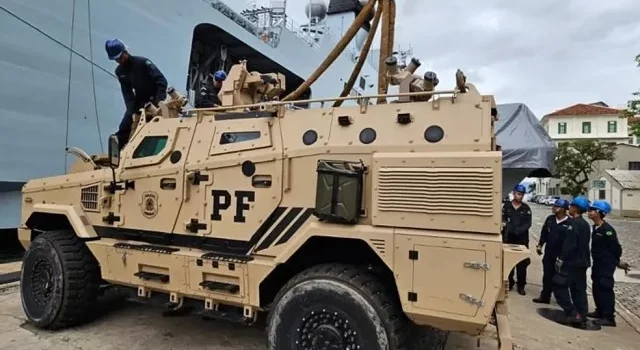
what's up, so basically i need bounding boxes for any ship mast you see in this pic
[281,0,396,104]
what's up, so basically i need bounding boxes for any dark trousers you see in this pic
[508,240,529,288]
[553,266,588,317]
[540,258,556,300]
[116,112,134,149]
[592,264,616,319]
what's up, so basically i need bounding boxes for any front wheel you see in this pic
[20,230,101,330]
[266,263,410,350]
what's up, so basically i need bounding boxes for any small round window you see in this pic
[302,130,318,145]
[359,128,377,144]
[424,125,444,143]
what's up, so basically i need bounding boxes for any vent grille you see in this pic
[377,167,494,216]
[369,239,386,256]
[81,184,100,212]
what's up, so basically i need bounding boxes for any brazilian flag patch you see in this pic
[606,231,613,236]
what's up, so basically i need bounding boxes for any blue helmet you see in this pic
[214,70,227,81]
[570,196,590,212]
[513,184,526,194]
[590,200,611,215]
[554,198,570,209]
[105,38,126,60]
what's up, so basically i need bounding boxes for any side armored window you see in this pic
[220,131,261,145]
[133,136,169,158]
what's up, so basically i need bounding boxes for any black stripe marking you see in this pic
[255,207,303,251]
[275,208,314,246]
[246,207,287,250]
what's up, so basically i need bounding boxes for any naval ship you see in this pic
[0,0,393,236]
[0,0,556,259]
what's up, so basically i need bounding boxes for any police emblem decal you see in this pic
[142,191,159,218]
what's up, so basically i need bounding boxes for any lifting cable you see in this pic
[333,0,383,107]
[280,0,378,102]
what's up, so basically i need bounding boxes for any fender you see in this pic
[25,203,98,239]
[502,244,531,280]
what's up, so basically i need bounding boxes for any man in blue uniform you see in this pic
[105,38,168,149]
[195,70,227,108]
[502,184,532,295]
[586,200,623,327]
[533,198,572,304]
[553,196,592,328]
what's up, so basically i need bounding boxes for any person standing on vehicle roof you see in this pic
[533,198,572,304]
[502,184,532,295]
[553,196,591,329]
[105,38,168,149]
[586,200,623,327]
[195,70,227,108]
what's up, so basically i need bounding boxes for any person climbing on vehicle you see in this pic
[553,196,591,329]
[502,184,532,295]
[533,198,572,304]
[105,38,168,149]
[586,200,623,327]
[195,70,227,108]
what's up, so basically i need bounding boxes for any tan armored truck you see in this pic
[17,59,529,350]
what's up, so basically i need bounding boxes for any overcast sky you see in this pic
[233,0,640,119]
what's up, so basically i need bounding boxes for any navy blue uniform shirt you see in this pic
[115,55,167,117]
[591,221,622,266]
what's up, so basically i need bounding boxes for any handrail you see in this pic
[187,89,460,114]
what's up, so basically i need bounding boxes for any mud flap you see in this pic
[494,301,513,350]
[536,308,602,331]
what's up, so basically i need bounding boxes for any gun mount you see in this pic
[218,60,286,107]
[385,55,441,103]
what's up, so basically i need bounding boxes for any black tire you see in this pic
[266,263,410,350]
[20,230,101,330]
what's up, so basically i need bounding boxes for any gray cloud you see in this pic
[235,0,640,117]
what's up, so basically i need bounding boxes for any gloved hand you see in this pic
[618,261,632,275]
[554,258,563,273]
[536,245,543,256]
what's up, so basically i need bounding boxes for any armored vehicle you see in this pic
[17,58,529,350]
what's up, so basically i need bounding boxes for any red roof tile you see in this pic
[545,103,622,117]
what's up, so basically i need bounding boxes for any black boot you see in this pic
[586,311,602,319]
[532,296,550,304]
[594,318,616,327]
[517,286,526,296]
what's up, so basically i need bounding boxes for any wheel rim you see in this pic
[30,258,54,306]
[296,309,360,350]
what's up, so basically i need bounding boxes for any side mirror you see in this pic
[108,134,120,168]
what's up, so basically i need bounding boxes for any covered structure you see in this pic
[495,103,557,196]
[589,170,640,218]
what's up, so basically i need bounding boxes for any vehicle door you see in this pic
[109,116,198,233]
[175,113,284,255]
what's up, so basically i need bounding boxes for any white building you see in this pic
[536,102,633,197]
[540,103,629,144]
[589,170,640,217]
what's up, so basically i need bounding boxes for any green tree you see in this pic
[555,140,616,196]
[622,53,640,135]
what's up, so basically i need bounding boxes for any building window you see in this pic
[133,136,168,158]
[582,121,591,134]
[608,121,617,133]
[636,136,640,144]
[629,161,640,170]
[599,189,606,200]
[557,122,567,134]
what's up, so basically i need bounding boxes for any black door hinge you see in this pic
[186,218,207,233]
[102,212,121,225]
[190,171,210,185]
[409,250,419,260]
[408,292,418,302]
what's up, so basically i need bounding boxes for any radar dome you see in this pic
[305,0,328,20]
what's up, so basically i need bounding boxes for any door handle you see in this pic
[160,178,177,190]
[252,175,272,188]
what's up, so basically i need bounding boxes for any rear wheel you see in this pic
[20,230,101,329]
[266,263,410,350]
